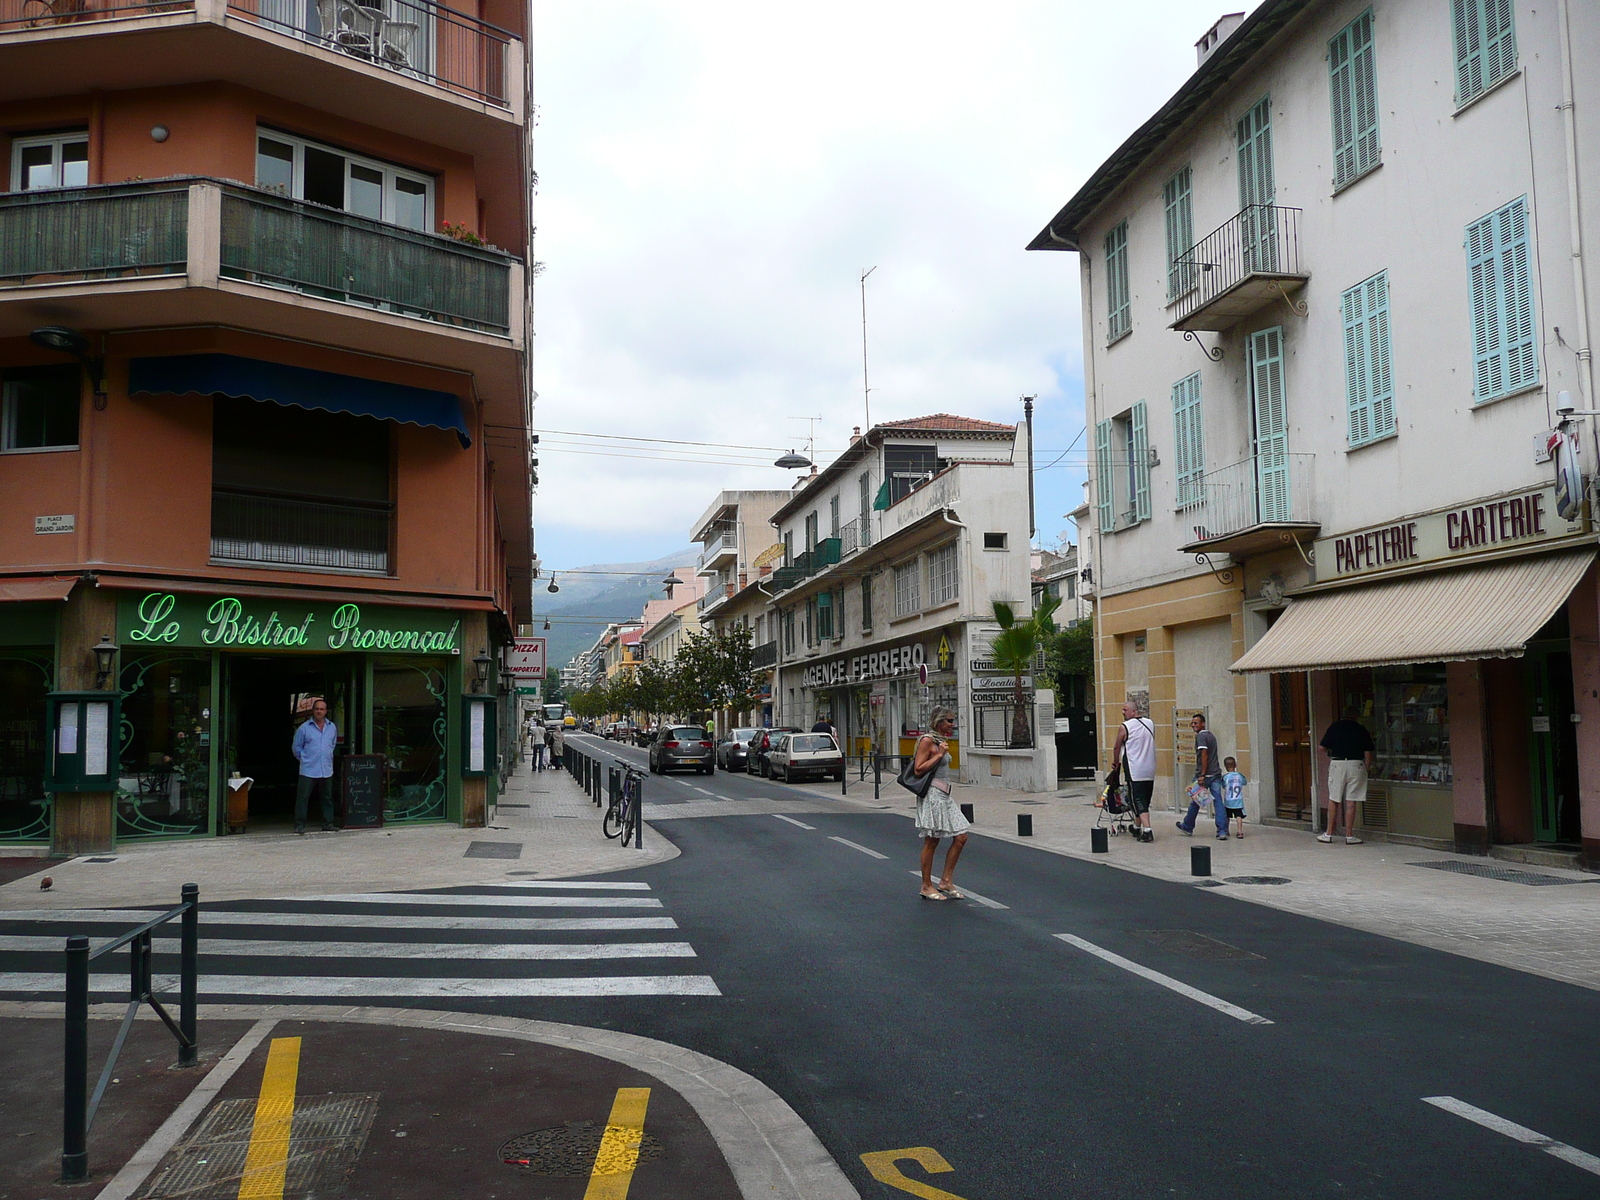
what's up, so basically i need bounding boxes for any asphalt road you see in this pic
[542,733,1600,1200]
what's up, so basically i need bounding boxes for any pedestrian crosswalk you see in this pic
[0,881,720,1001]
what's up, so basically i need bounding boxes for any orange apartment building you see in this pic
[0,0,533,851]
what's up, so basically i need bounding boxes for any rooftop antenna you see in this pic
[860,266,877,431]
[788,415,822,471]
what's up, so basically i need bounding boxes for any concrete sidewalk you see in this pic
[783,772,1600,993]
[0,759,676,911]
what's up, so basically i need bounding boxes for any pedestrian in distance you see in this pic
[530,719,546,771]
[911,706,970,900]
[1318,706,1374,844]
[549,722,565,770]
[1108,697,1157,842]
[811,715,836,738]
[291,697,337,835]
[1176,712,1228,840]
[1222,756,1248,838]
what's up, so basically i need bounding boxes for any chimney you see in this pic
[1196,12,1245,66]
[849,426,861,445]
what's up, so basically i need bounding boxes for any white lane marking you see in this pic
[1054,934,1273,1025]
[903,872,1009,909]
[478,880,652,890]
[692,787,716,797]
[289,893,662,909]
[772,815,816,830]
[829,836,888,860]
[0,911,678,933]
[0,936,696,960]
[0,972,723,998]
[1423,1097,1600,1177]
[91,1017,280,1200]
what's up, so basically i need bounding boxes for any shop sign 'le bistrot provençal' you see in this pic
[118,592,463,654]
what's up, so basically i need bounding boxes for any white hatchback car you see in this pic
[767,732,845,782]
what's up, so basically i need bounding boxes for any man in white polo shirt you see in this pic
[1109,697,1157,843]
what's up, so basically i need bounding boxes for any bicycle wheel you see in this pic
[602,800,626,839]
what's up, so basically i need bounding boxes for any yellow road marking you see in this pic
[237,1036,302,1200]
[860,1147,970,1200]
[582,1087,652,1200]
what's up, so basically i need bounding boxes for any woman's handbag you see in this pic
[897,739,938,799]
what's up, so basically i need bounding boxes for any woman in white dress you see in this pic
[913,707,971,900]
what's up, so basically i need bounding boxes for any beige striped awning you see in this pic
[1231,549,1595,673]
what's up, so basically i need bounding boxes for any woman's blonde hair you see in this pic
[928,706,957,729]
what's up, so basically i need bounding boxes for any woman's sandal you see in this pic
[937,885,965,899]
[920,888,952,901]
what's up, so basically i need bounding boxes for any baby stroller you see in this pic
[1095,774,1139,837]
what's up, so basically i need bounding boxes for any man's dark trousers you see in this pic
[295,774,335,829]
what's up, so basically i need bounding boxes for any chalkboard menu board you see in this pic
[338,754,385,829]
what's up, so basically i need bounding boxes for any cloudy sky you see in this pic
[531,0,1230,572]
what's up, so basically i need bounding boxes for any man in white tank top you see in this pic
[1109,699,1157,842]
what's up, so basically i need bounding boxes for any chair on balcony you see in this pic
[315,0,381,56]
[377,12,419,66]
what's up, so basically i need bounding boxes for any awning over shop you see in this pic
[0,577,75,602]
[1231,549,1596,673]
[128,353,471,448]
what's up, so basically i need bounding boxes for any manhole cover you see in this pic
[500,1121,663,1176]
[1192,879,1225,888]
[465,841,523,859]
[1128,929,1263,962]
[1222,876,1292,885]
[1408,861,1595,886]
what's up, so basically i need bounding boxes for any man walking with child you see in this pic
[1176,712,1229,840]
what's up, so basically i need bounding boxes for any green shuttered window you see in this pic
[1171,373,1204,509]
[1094,418,1114,533]
[1466,197,1538,403]
[1105,220,1131,343]
[1248,328,1290,523]
[1163,167,1195,303]
[1329,9,1380,189]
[1452,0,1517,108]
[1342,271,1395,447]
[1129,401,1151,524]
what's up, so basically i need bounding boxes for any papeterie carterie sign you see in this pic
[799,641,927,688]
[1314,484,1588,581]
[117,592,462,653]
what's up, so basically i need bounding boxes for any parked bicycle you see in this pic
[603,766,643,843]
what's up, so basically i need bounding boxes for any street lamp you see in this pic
[774,450,811,470]
[472,649,493,693]
[547,574,559,593]
[92,635,117,690]
[30,326,107,408]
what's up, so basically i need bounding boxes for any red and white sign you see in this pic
[508,637,546,680]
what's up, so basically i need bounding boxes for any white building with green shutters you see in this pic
[1030,0,1600,868]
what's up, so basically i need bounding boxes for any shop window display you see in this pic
[117,653,213,839]
[0,653,52,842]
[373,661,448,822]
[1339,664,1451,786]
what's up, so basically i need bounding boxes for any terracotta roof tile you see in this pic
[877,413,1016,433]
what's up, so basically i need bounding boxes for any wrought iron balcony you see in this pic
[1179,453,1318,559]
[1169,205,1308,332]
[750,640,777,669]
[0,179,517,336]
[211,486,392,573]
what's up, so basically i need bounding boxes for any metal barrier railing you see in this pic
[62,883,199,1183]
[565,741,644,849]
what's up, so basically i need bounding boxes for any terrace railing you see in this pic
[0,183,188,286]
[211,486,393,573]
[1170,204,1304,328]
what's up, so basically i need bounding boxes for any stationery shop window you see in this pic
[10,130,88,191]
[2,365,79,452]
[256,129,433,231]
[211,396,393,574]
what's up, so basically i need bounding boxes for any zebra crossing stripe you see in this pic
[471,881,652,890]
[0,973,722,998]
[0,911,678,932]
[0,937,696,960]
[287,893,662,908]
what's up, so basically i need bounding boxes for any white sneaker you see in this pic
[1316,832,1333,843]
[1345,836,1363,845]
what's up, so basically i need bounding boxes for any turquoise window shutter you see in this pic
[1171,373,1204,508]
[1131,401,1151,523]
[1105,221,1131,342]
[1329,10,1379,188]
[1163,166,1194,302]
[1342,271,1394,446]
[1094,419,1114,533]
[1467,211,1504,399]
[1497,198,1538,393]
[1467,197,1537,403]
[1236,96,1277,270]
[1248,328,1290,523]
[1453,0,1516,106]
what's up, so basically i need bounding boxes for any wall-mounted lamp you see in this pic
[30,326,107,409]
[150,125,170,143]
[92,635,117,690]
[472,649,493,692]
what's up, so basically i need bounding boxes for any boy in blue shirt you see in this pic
[1222,757,1248,839]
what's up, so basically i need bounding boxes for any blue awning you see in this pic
[128,353,471,448]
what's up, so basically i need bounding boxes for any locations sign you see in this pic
[508,637,546,680]
[116,591,462,654]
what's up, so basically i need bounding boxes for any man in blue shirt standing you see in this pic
[292,697,338,834]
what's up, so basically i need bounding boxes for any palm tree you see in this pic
[988,593,1061,748]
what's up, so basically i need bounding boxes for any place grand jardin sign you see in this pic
[116,591,462,654]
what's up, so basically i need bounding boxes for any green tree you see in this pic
[989,593,1061,748]
[1046,615,1094,708]
[672,627,763,721]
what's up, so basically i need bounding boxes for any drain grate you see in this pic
[1128,929,1263,962]
[465,841,523,859]
[500,1121,663,1177]
[139,1093,378,1199]
[1408,860,1596,886]
[1192,879,1225,888]
[1222,876,1292,886]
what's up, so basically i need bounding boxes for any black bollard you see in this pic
[1091,826,1108,853]
[1017,813,1032,837]
[1191,845,1211,876]
[960,803,974,823]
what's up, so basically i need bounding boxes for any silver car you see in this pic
[767,732,845,782]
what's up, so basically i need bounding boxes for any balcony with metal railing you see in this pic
[696,530,737,575]
[839,518,859,558]
[1178,453,1318,558]
[697,581,735,615]
[211,486,392,572]
[750,640,777,669]
[0,178,519,341]
[1169,205,1308,332]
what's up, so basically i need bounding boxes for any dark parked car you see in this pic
[716,727,761,771]
[648,725,715,775]
[747,727,802,777]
